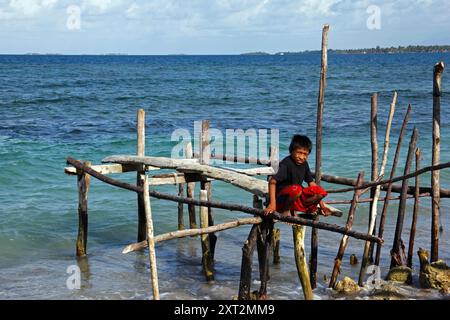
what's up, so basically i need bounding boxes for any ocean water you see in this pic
[0,53,449,300]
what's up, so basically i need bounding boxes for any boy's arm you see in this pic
[264,177,277,215]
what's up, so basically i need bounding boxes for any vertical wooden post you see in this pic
[360,92,396,278]
[200,189,214,282]
[407,148,421,268]
[136,109,147,242]
[238,224,259,300]
[390,127,418,269]
[76,161,91,257]
[272,228,281,264]
[331,171,364,288]
[254,195,272,299]
[368,93,379,263]
[177,182,185,231]
[311,23,329,289]
[431,61,444,262]
[375,104,412,266]
[293,225,314,300]
[143,175,159,300]
[186,142,197,229]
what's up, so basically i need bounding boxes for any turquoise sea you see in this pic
[0,53,449,299]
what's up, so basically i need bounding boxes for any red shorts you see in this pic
[276,185,327,214]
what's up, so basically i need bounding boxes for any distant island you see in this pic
[242,45,450,55]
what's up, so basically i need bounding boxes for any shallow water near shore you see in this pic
[0,53,449,300]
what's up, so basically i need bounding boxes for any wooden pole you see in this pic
[123,217,262,253]
[136,109,147,242]
[369,93,379,244]
[431,61,444,262]
[390,127,418,269]
[76,161,91,257]
[66,156,384,244]
[374,104,411,266]
[293,225,314,300]
[254,196,272,299]
[177,182,184,230]
[311,23,329,289]
[186,142,197,229]
[143,175,159,300]
[238,224,259,300]
[272,228,281,264]
[200,189,214,281]
[407,148,421,268]
[330,171,364,288]
[361,92,396,277]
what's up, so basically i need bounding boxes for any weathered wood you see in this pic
[136,109,147,243]
[331,172,364,288]
[177,182,185,231]
[200,190,214,281]
[186,142,197,229]
[194,153,272,166]
[65,163,159,175]
[272,228,281,264]
[76,161,91,257]
[238,224,259,300]
[293,225,314,300]
[200,120,210,165]
[326,192,430,205]
[362,92,396,276]
[310,24,329,290]
[66,156,384,243]
[143,175,159,300]
[407,148,421,268]
[431,61,444,262]
[375,104,412,265]
[220,166,275,176]
[369,93,379,239]
[254,196,272,299]
[122,217,263,253]
[390,127,418,269]
[203,181,217,261]
[316,171,450,197]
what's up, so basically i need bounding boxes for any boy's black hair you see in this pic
[289,135,313,154]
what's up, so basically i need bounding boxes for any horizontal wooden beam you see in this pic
[64,163,159,175]
[122,217,263,253]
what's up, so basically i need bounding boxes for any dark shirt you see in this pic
[272,156,314,194]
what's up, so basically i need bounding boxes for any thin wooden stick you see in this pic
[330,171,364,288]
[407,148,421,268]
[66,156,384,243]
[390,127,418,269]
[293,225,314,300]
[177,182,184,230]
[200,189,214,281]
[311,23,329,290]
[325,192,430,205]
[431,61,444,262]
[136,109,147,242]
[143,175,159,300]
[186,142,197,229]
[369,93,379,239]
[76,161,91,257]
[122,217,263,253]
[361,92,396,277]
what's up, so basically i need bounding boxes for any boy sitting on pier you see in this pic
[264,134,332,217]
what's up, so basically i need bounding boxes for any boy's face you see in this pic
[291,147,309,165]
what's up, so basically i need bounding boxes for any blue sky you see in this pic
[0,0,449,54]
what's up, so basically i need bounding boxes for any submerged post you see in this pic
[311,23,329,289]
[200,189,214,281]
[407,148,421,268]
[186,142,197,229]
[293,225,314,300]
[431,61,444,262]
[143,175,160,300]
[390,127,418,268]
[136,109,147,242]
[76,161,91,257]
[332,171,364,288]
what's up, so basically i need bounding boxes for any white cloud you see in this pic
[81,0,124,14]
[8,0,58,16]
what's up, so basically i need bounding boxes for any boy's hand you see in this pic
[264,204,277,216]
